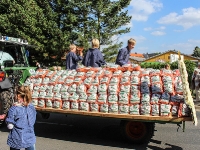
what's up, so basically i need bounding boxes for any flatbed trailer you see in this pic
[35,106,194,144]
[35,107,192,123]
[33,53,197,144]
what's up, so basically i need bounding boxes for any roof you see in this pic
[130,53,144,58]
[144,50,200,61]
[129,56,146,62]
[143,53,160,59]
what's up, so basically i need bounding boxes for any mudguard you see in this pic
[0,78,12,89]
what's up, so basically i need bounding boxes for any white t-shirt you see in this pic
[0,51,14,64]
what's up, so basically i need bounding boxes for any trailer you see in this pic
[25,54,197,144]
[35,106,193,144]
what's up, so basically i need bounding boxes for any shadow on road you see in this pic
[24,113,183,150]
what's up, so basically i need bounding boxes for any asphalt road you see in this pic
[1,111,200,150]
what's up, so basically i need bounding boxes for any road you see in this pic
[0,111,200,150]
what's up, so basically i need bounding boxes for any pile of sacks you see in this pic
[24,64,191,117]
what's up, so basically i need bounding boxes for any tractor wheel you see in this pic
[120,120,155,144]
[0,89,14,127]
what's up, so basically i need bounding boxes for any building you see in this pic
[129,53,146,64]
[144,50,200,64]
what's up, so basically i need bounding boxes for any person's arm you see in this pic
[5,106,16,129]
[116,49,126,66]
[27,105,37,126]
[82,51,89,66]
[97,51,106,66]
[72,52,83,62]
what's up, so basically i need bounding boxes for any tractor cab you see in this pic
[0,35,36,85]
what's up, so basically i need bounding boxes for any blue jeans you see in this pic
[10,144,35,150]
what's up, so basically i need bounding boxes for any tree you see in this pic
[192,46,200,57]
[102,42,123,63]
[0,1,75,53]
[0,0,132,64]
[67,0,94,50]
[71,0,131,62]
[90,0,131,63]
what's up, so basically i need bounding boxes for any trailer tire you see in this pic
[120,120,155,144]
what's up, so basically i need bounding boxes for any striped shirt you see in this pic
[6,103,36,149]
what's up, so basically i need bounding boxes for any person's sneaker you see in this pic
[0,114,6,120]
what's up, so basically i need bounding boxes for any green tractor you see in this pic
[0,35,36,126]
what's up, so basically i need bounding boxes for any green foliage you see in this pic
[90,0,131,61]
[102,42,123,63]
[0,0,132,64]
[181,60,196,83]
[140,62,165,69]
[141,60,196,84]
[191,46,200,57]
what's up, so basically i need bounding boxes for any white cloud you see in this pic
[124,22,134,28]
[144,27,153,31]
[151,31,165,36]
[118,35,146,49]
[157,7,200,29]
[161,39,200,54]
[156,26,165,30]
[134,35,146,43]
[144,26,165,31]
[129,0,163,21]
[144,26,166,36]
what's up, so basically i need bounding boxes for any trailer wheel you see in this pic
[40,113,50,119]
[120,120,155,144]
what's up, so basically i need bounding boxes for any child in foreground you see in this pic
[6,85,36,150]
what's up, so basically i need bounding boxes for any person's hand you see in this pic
[80,51,83,57]
[7,123,14,130]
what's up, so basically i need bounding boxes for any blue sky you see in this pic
[118,0,200,55]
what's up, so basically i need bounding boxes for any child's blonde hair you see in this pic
[92,39,99,48]
[17,85,32,106]
[69,44,76,50]
[128,38,136,45]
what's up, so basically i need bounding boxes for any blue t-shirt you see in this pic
[115,46,131,66]
[6,104,36,149]
[82,48,106,67]
[66,52,83,70]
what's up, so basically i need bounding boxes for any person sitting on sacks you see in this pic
[66,44,83,70]
[82,38,106,67]
[115,38,136,66]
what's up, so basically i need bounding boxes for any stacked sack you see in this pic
[24,64,191,117]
